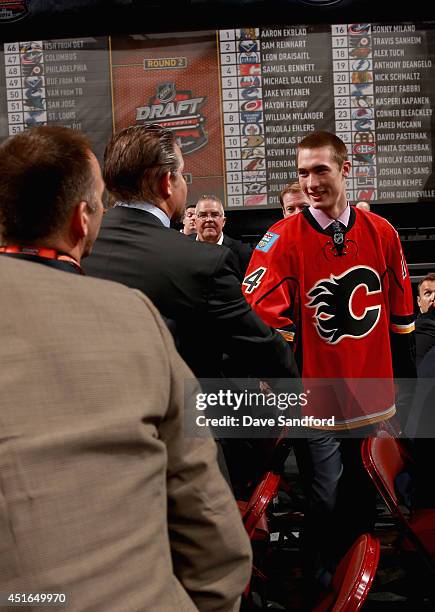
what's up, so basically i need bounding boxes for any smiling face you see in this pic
[297,145,350,218]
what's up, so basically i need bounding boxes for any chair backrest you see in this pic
[243,470,280,538]
[362,436,434,571]
[361,436,405,514]
[313,533,380,612]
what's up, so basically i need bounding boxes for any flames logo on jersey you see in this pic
[306,266,382,344]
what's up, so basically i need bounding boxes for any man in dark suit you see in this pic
[84,124,297,488]
[84,124,295,382]
[194,194,253,281]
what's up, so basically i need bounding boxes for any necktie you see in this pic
[330,220,345,255]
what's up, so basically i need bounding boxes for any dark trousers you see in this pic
[293,431,377,602]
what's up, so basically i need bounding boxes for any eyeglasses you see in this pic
[197,212,224,219]
[196,212,223,219]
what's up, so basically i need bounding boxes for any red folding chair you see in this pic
[237,470,280,539]
[361,435,435,573]
[237,470,281,606]
[236,431,294,606]
[313,533,380,612]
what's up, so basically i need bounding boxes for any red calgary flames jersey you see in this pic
[243,207,415,429]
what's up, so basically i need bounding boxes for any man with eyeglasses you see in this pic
[195,194,253,281]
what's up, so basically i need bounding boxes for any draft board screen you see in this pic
[2,22,435,208]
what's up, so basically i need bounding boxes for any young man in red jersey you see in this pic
[243,131,416,604]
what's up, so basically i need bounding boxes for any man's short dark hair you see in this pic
[103,124,180,204]
[298,131,348,169]
[417,272,435,296]
[0,126,95,243]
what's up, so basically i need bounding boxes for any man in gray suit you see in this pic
[0,126,252,611]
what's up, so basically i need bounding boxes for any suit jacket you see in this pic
[188,234,253,282]
[415,306,435,367]
[84,206,296,379]
[0,256,252,612]
[222,234,253,281]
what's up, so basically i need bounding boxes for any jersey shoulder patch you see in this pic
[256,231,280,253]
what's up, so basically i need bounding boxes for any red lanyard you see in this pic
[0,245,84,274]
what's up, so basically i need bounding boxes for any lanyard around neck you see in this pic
[0,245,84,274]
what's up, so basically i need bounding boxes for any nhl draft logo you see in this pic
[136,83,207,154]
[0,0,28,22]
[306,266,382,344]
[156,82,176,103]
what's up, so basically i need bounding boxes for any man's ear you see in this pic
[342,160,351,179]
[70,201,89,240]
[222,216,227,228]
[159,171,172,200]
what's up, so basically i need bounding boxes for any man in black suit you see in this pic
[194,194,253,281]
[84,124,297,486]
[83,124,295,383]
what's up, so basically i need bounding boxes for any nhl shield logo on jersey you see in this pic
[306,266,382,344]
